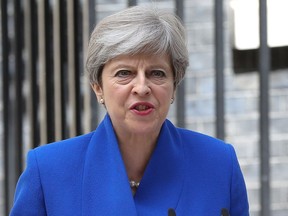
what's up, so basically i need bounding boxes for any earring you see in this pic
[170,98,174,104]
[99,98,104,104]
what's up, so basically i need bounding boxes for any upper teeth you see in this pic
[136,105,148,111]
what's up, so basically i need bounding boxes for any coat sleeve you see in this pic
[228,144,250,216]
[9,150,47,216]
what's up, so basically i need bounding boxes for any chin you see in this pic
[130,122,161,134]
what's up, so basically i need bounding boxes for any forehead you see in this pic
[105,53,172,69]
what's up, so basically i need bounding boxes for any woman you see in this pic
[10,6,249,216]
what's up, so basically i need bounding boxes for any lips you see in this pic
[130,102,154,113]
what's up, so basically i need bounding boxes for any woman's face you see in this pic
[92,53,175,137]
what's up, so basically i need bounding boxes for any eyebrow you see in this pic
[110,62,172,71]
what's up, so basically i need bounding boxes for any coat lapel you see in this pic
[81,114,137,215]
[81,114,184,215]
[134,120,185,215]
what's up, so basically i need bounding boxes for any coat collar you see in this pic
[82,114,185,215]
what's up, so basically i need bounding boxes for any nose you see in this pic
[132,74,151,96]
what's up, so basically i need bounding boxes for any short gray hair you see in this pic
[86,6,189,87]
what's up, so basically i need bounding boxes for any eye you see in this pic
[115,70,131,77]
[150,70,166,78]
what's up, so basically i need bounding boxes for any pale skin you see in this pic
[91,53,175,190]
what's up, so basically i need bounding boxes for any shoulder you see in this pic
[31,132,95,165]
[180,128,230,150]
[178,127,224,145]
[180,127,235,159]
[166,119,230,151]
[35,132,94,151]
[164,119,237,164]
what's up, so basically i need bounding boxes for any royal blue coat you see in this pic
[10,114,249,215]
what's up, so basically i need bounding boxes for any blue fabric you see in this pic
[10,114,249,216]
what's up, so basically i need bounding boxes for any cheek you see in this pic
[103,85,129,105]
[164,84,175,96]
[158,88,174,103]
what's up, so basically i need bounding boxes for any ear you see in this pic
[170,89,176,104]
[172,89,176,100]
[91,84,103,102]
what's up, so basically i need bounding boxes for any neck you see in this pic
[118,134,158,181]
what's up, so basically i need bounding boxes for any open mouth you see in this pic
[131,102,154,113]
[134,105,150,111]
